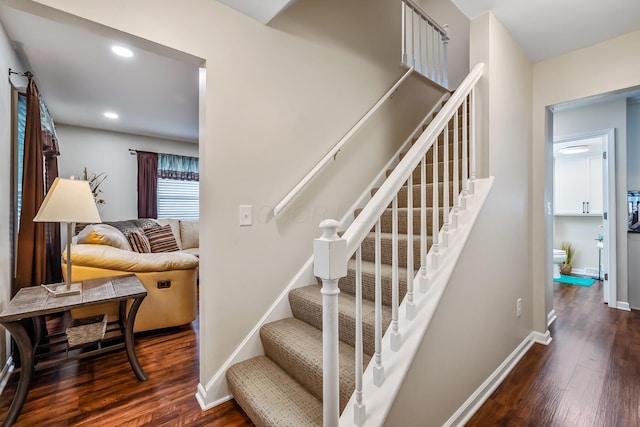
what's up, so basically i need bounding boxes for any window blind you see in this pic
[157,178,199,220]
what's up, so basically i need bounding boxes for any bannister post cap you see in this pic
[319,219,341,240]
[314,219,347,280]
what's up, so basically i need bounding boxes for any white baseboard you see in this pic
[531,330,553,345]
[444,332,537,427]
[617,301,631,311]
[570,267,599,278]
[0,356,14,397]
[547,310,557,327]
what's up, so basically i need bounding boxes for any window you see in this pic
[16,93,26,226]
[157,178,199,220]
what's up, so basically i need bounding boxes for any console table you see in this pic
[0,275,147,427]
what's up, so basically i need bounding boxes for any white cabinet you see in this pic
[554,154,603,215]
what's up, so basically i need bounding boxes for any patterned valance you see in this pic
[158,153,199,181]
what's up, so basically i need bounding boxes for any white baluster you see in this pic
[424,21,430,79]
[419,157,428,292]
[406,175,416,320]
[431,135,440,270]
[373,219,384,386]
[442,122,450,249]
[401,2,407,66]
[313,219,347,427]
[436,27,442,85]
[430,27,436,81]
[417,18,423,74]
[469,87,476,195]
[410,9,415,68]
[442,25,449,88]
[391,195,401,351]
[354,246,366,425]
[452,107,460,228]
[461,95,469,210]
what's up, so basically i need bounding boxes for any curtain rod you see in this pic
[129,149,198,159]
[8,68,34,79]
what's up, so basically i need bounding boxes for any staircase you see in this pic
[226,102,467,426]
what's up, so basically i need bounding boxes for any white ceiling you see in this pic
[0,4,200,143]
[451,0,640,63]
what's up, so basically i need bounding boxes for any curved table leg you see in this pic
[122,297,147,381]
[2,321,34,427]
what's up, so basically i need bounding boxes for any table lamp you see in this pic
[33,177,102,296]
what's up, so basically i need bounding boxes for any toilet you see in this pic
[553,249,567,279]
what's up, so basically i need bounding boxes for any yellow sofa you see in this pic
[63,219,199,332]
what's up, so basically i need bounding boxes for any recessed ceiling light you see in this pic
[111,45,133,58]
[104,112,119,119]
[558,145,589,155]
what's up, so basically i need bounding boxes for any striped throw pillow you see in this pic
[127,230,151,253]
[143,224,180,253]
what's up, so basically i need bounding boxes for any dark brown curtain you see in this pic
[44,156,62,284]
[137,151,158,218]
[15,80,46,291]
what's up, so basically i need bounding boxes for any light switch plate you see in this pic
[239,205,252,226]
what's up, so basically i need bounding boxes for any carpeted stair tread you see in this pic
[260,317,370,411]
[373,182,456,209]
[386,159,464,184]
[358,232,428,269]
[227,355,322,427]
[354,207,444,234]
[289,285,391,356]
[334,258,412,307]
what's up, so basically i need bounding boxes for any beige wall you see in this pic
[56,124,198,222]
[533,29,640,328]
[385,12,534,425]
[26,0,445,388]
[0,19,25,365]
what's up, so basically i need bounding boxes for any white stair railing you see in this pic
[314,63,484,426]
[402,0,449,88]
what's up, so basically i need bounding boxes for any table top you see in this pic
[0,275,146,322]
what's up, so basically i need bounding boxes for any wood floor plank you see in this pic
[467,280,640,426]
[0,313,254,426]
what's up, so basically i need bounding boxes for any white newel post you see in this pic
[314,219,347,427]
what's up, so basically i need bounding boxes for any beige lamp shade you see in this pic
[33,177,102,224]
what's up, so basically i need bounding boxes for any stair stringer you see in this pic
[195,92,450,411]
[340,177,494,427]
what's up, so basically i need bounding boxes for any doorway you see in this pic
[552,129,616,307]
[547,92,634,318]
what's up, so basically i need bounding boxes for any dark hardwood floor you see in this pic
[468,279,640,427]
[3,279,638,426]
[0,310,254,426]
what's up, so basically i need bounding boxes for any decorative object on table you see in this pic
[81,166,108,205]
[66,314,107,347]
[560,241,574,275]
[33,177,102,296]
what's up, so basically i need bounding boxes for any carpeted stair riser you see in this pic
[354,207,444,234]
[288,285,391,356]
[334,260,411,307]
[226,355,323,427]
[374,182,456,209]
[358,232,427,268]
[260,317,370,412]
